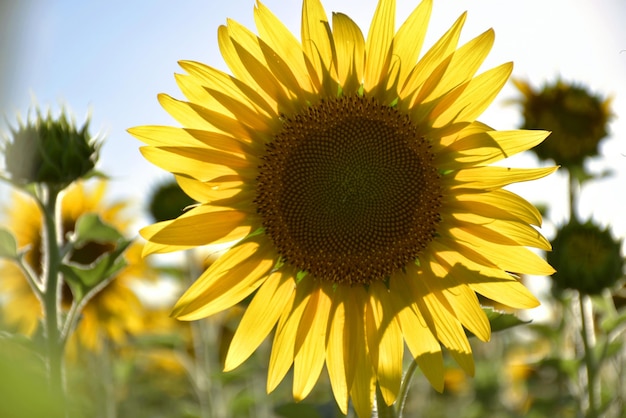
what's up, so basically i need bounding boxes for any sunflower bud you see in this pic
[514,79,612,170]
[147,179,196,222]
[550,220,623,295]
[2,109,100,186]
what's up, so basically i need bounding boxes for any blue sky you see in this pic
[2,0,625,244]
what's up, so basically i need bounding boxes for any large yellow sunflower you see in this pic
[130,0,556,415]
[0,181,146,353]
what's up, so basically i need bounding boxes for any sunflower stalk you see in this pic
[375,384,398,418]
[579,294,599,418]
[395,359,419,417]
[568,171,580,222]
[184,250,223,418]
[38,183,67,413]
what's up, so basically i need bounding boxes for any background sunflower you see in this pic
[0,180,147,352]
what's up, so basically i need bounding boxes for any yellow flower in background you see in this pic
[0,181,145,352]
[131,0,555,415]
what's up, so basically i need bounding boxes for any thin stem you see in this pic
[395,359,419,417]
[184,251,220,418]
[374,384,397,418]
[39,184,67,412]
[15,254,45,297]
[579,294,598,418]
[60,275,115,343]
[189,318,214,418]
[568,171,579,222]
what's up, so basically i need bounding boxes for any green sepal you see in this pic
[72,213,124,247]
[60,238,132,302]
[295,270,308,284]
[0,228,18,259]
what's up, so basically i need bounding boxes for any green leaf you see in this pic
[274,403,323,418]
[484,307,531,333]
[600,311,626,333]
[61,239,132,302]
[0,228,18,259]
[72,213,124,246]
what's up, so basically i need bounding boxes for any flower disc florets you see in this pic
[256,95,442,285]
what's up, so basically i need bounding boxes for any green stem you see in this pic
[375,384,398,418]
[568,171,579,222]
[185,251,218,418]
[579,294,598,418]
[395,359,419,417]
[40,184,66,412]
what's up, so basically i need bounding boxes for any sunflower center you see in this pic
[256,95,442,284]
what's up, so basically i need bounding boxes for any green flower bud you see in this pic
[550,220,623,295]
[148,178,196,222]
[2,108,100,186]
[514,79,612,170]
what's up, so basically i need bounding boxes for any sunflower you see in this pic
[0,181,146,353]
[130,0,555,415]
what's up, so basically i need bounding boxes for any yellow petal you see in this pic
[293,284,331,401]
[367,282,403,406]
[447,189,543,227]
[174,175,244,203]
[390,274,445,391]
[254,2,314,93]
[414,28,495,111]
[218,25,264,99]
[436,129,550,169]
[440,230,555,276]
[436,120,492,148]
[406,264,475,375]
[140,205,251,251]
[470,277,541,309]
[224,271,296,371]
[179,60,277,119]
[364,0,395,93]
[398,310,444,391]
[158,94,253,140]
[141,240,195,256]
[129,125,254,155]
[174,73,218,113]
[171,236,276,320]
[139,146,257,183]
[267,276,314,393]
[350,289,375,418]
[401,12,466,99]
[301,0,336,95]
[226,19,297,112]
[325,285,358,414]
[430,240,541,309]
[332,12,365,93]
[431,62,513,128]
[427,259,491,342]
[448,166,558,190]
[449,213,552,250]
[392,0,432,90]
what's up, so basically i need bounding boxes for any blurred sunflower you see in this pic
[0,181,146,352]
[131,0,555,415]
